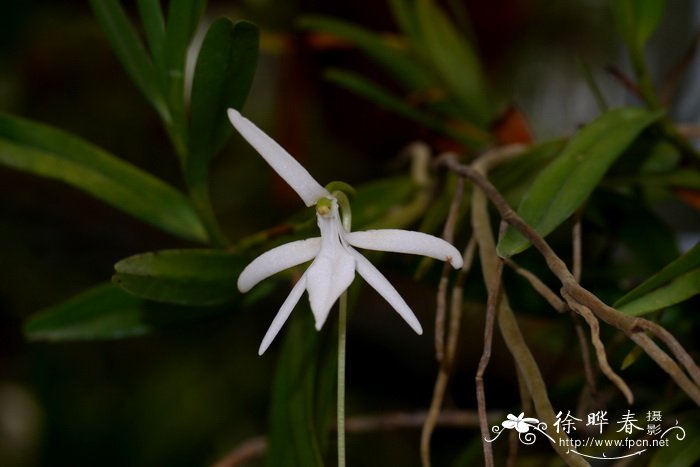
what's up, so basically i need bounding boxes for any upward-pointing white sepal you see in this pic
[228,108,330,206]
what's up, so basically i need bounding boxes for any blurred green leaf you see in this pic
[388,0,422,46]
[612,0,666,49]
[490,139,567,201]
[25,284,232,341]
[25,284,149,341]
[649,419,700,467]
[497,107,661,257]
[266,310,335,467]
[90,0,168,120]
[617,268,700,316]
[300,15,432,90]
[163,0,207,154]
[188,19,259,182]
[352,175,420,228]
[615,243,700,314]
[164,0,205,67]
[137,0,166,64]
[113,249,246,305]
[326,69,488,147]
[0,113,207,242]
[415,0,491,125]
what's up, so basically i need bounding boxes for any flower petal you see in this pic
[346,229,464,269]
[228,109,330,206]
[351,248,423,334]
[306,248,355,330]
[238,238,321,292]
[258,273,308,355]
[502,420,517,429]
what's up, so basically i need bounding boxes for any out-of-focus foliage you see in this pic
[1,0,700,465]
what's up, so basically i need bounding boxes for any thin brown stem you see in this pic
[504,259,567,312]
[435,176,465,363]
[212,436,267,467]
[605,65,643,99]
[475,257,504,467]
[660,31,700,107]
[441,156,700,407]
[469,148,588,467]
[565,292,633,404]
[571,213,598,407]
[421,175,466,467]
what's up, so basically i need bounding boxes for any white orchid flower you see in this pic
[228,109,463,355]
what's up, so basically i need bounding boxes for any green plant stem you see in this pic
[188,179,228,247]
[337,291,348,467]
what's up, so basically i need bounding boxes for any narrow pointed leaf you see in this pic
[25,284,149,341]
[164,0,206,70]
[497,107,662,257]
[415,0,491,125]
[90,0,168,119]
[299,15,432,90]
[0,113,207,242]
[326,69,489,148]
[388,0,422,46]
[24,284,232,342]
[612,0,666,49]
[163,0,207,151]
[113,249,247,305]
[617,269,700,316]
[188,19,259,181]
[615,243,700,309]
[137,0,166,63]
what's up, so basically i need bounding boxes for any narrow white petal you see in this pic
[346,229,464,269]
[228,109,329,206]
[238,238,321,292]
[350,248,423,334]
[258,273,308,355]
[306,249,355,330]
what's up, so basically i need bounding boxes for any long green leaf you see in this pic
[113,249,246,305]
[163,0,206,149]
[24,284,230,341]
[25,284,149,341]
[164,0,205,70]
[326,69,489,147]
[497,107,661,257]
[388,0,422,46]
[615,243,700,310]
[617,269,700,316]
[612,0,666,49]
[415,0,491,125]
[300,15,432,91]
[90,0,168,120]
[0,113,207,243]
[188,19,259,182]
[137,0,166,63]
